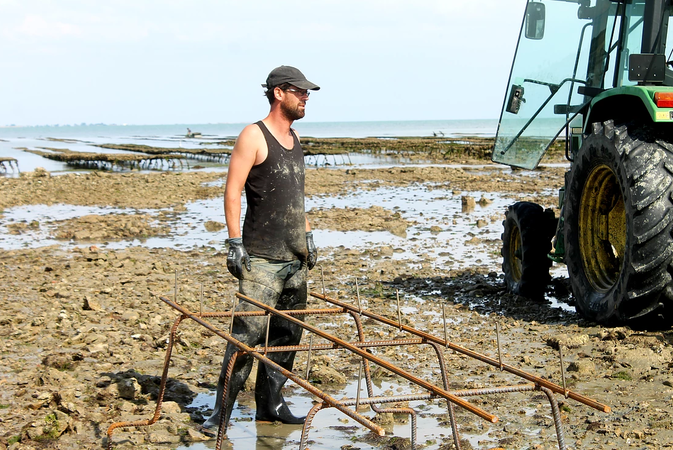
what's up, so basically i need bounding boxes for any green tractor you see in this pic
[495,0,673,325]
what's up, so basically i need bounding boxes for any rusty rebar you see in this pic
[559,345,568,397]
[311,291,610,414]
[305,334,314,380]
[107,303,378,447]
[159,296,386,434]
[428,341,461,450]
[442,302,448,349]
[397,289,402,330]
[108,287,608,450]
[106,314,185,449]
[496,320,503,370]
[236,292,499,423]
[215,351,239,450]
[300,402,327,450]
[264,314,271,355]
[541,386,567,450]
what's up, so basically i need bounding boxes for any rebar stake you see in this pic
[174,270,178,304]
[355,279,362,313]
[199,283,203,317]
[356,359,363,411]
[229,297,237,335]
[264,314,271,355]
[442,302,449,349]
[305,334,314,380]
[559,345,568,397]
[396,290,402,331]
[496,321,503,371]
[320,265,325,297]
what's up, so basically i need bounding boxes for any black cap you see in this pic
[262,65,320,91]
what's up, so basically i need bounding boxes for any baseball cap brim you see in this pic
[261,65,320,90]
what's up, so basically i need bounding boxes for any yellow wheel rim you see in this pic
[579,164,626,291]
[509,224,523,282]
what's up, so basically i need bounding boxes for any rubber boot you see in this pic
[202,347,253,431]
[254,362,306,424]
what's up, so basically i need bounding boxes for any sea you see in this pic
[0,119,498,174]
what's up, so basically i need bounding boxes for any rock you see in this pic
[614,347,672,376]
[185,428,211,442]
[83,295,102,311]
[599,327,631,341]
[567,360,596,376]
[546,333,589,350]
[372,412,394,425]
[161,401,182,414]
[122,310,140,323]
[41,352,80,370]
[33,167,51,178]
[23,410,70,441]
[204,220,225,232]
[117,378,142,400]
[309,363,347,385]
[36,367,77,388]
[87,342,109,354]
[477,195,493,206]
[461,195,476,212]
[147,430,182,444]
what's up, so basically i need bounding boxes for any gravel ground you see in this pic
[1,159,673,450]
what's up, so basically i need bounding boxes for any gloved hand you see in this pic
[226,237,251,279]
[306,231,317,270]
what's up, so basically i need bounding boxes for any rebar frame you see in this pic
[106,287,610,450]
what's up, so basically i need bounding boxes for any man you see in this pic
[202,65,319,432]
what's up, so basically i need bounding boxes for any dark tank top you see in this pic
[242,121,307,261]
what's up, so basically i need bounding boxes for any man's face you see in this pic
[279,86,309,121]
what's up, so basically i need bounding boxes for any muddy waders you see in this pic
[203,258,307,430]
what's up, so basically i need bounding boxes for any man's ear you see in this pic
[274,86,284,102]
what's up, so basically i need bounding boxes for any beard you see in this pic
[280,100,305,121]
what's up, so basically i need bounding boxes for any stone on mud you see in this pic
[567,359,596,376]
[546,333,589,349]
[117,378,142,400]
[204,220,225,232]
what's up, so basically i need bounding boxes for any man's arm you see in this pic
[224,124,265,238]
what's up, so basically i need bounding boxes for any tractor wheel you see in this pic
[501,201,556,299]
[564,120,673,325]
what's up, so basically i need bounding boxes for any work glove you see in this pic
[306,231,317,270]
[226,237,251,279]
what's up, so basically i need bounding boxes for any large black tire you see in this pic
[564,120,673,325]
[501,201,556,299]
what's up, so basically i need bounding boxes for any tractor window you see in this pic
[667,8,673,83]
[494,0,621,169]
[617,2,647,87]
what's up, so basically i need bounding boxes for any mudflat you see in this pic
[1,149,672,449]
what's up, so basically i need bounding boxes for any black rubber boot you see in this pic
[254,363,306,424]
[202,348,253,431]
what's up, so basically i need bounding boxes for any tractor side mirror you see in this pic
[525,2,545,40]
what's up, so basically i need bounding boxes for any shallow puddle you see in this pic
[174,379,527,450]
[0,184,512,267]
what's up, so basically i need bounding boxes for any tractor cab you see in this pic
[494,0,673,170]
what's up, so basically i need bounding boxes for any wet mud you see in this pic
[1,156,673,450]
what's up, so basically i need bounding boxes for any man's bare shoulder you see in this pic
[233,123,265,153]
[237,123,264,143]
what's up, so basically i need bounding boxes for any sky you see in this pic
[0,0,525,127]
